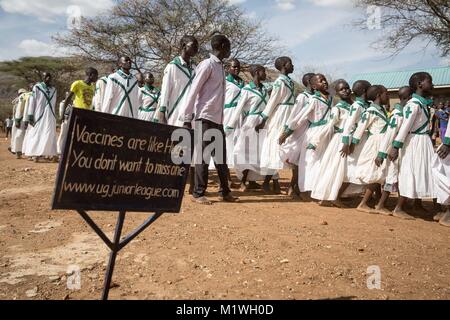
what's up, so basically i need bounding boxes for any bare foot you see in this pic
[239,183,247,192]
[273,181,282,195]
[375,207,393,216]
[357,203,376,214]
[191,196,212,205]
[433,211,445,222]
[262,183,271,194]
[438,210,450,227]
[332,200,347,209]
[392,209,415,220]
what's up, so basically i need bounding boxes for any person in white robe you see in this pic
[279,74,333,196]
[25,73,57,161]
[226,65,279,191]
[57,92,72,155]
[138,72,160,121]
[256,57,296,193]
[310,79,353,206]
[373,86,411,215]
[102,56,140,119]
[389,72,436,220]
[340,80,372,185]
[153,36,199,127]
[432,119,450,227]
[11,89,28,158]
[279,73,315,197]
[349,85,390,213]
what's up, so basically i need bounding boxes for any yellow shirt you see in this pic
[70,80,95,110]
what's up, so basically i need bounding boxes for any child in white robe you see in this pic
[138,72,160,122]
[279,74,333,195]
[257,57,296,193]
[311,79,353,206]
[226,65,278,191]
[389,72,436,220]
[432,120,450,227]
[373,86,411,215]
[279,73,315,197]
[349,85,390,213]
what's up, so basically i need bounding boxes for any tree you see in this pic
[354,0,450,57]
[54,0,283,74]
[0,56,85,106]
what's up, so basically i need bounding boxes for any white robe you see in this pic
[102,70,140,119]
[21,94,33,154]
[222,74,245,169]
[378,104,405,187]
[352,103,390,185]
[394,95,435,199]
[432,110,450,205]
[290,93,333,192]
[11,92,29,153]
[25,83,57,157]
[311,101,352,201]
[138,85,160,122]
[279,91,312,166]
[94,76,108,113]
[229,82,278,179]
[57,100,72,155]
[153,56,196,127]
[260,75,295,170]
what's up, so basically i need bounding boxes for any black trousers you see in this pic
[193,119,231,198]
[6,127,12,138]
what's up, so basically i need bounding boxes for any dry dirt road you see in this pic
[0,137,449,300]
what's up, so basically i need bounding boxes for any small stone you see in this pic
[358,248,365,252]
[49,276,60,281]
[320,221,328,226]
[280,259,290,264]
[25,287,38,298]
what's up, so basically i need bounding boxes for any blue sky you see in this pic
[0,0,447,80]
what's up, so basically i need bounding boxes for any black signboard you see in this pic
[51,108,194,300]
[52,108,193,213]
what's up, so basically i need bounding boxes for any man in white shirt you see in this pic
[102,56,140,118]
[182,34,239,205]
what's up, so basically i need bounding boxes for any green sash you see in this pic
[111,78,138,117]
[34,84,56,124]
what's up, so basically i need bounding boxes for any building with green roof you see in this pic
[349,66,450,108]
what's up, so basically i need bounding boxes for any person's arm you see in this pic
[351,110,372,145]
[63,92,74,114]
[437,118,450,159]
[14,95,24,127]
[181,60,211,126]
[279,99,315,145]
[153,65,173,124]
[308,106,338,150]
[101,77,115,115]
[377,113,401,162]
[225,89,248,132]
[258,80,284,130]
[389,103,418,161]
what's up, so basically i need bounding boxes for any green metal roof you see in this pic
[349,66,450,90]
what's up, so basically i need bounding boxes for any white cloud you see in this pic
[227,0,247,4]
[0,0,114,23]
[18,39,68,57]
[307,0,354,7]
[276,0,296,11]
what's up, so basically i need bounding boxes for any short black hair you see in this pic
[180,35,197,49]
[409,72,432,91]
[352,80,371,97]
[334,79,349,92]
[228,58,240,65]
[275,57,291,72]
[302,73,315,87]
[85,67,98,75]
[367,85,386,101]
[211,34,230,50]
[249,64,265,77]
[398,86,411,100]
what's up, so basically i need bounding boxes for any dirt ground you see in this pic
[0,136,449,301]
